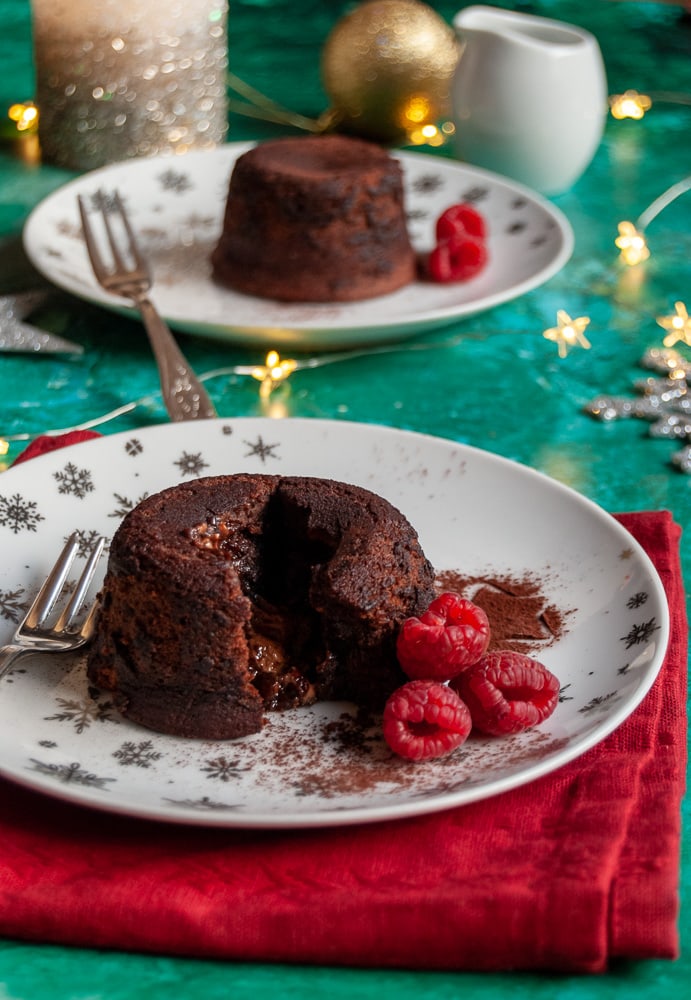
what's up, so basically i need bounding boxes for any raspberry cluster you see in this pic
[426,204,489,284]
[383,592,560,761]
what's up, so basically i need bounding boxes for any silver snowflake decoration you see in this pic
[584,346,691,472]
[0,292,83,355]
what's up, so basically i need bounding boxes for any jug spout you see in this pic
[454,4,595,51]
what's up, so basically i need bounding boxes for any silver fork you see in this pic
[78,189,217,422]
[0,532,106,680]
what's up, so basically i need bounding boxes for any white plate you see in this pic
[0,419,668,828]
[22,143,573,351]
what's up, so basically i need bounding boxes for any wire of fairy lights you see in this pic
[546,88,691,360]
[581,88,691,472]
[608,89,691,350]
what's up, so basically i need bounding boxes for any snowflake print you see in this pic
[54,461,94,499]
[88,189,120,213]
[162,794,241,812]
[0,492,45,534]
[579,691,619,714]
[27,758,115,789]
[68,528,107,558]
[292,773,332,798]
[181,211,216,232]
[244,436,280,463]
[0,585,28,623]
[621,617,660,649]
[460,185,489,203]
[201,756,250,782]
[626,592,649,610]
[125,438,143,456]
[174,450,209,476]
[109,491,148,517]
[56,218,75,238]
[411,173,444,194]
[406,207,429,223]
[558,683,573,702]
[222,425,233,436]
[158,168,192,193]
[507,220,527,234]
[113,740,163,767]
[45,696,119,733]
[38,739,57,748]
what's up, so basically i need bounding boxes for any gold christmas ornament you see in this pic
[320,0,459,143]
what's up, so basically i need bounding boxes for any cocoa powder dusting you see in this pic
[435,569,573,655]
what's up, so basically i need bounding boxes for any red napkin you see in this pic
[0,434,686,972]
[10,430,101,464]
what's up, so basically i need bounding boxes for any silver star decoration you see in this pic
[0,291,83,354]
[584,347,691,473]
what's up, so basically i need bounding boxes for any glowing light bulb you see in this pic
[403,96,431,126]
[251,350,297,398]
[609,90,652,120]
[657,302,691,348]
[543,310,591,358]
[8,101,39,132]
[615,221,650,266]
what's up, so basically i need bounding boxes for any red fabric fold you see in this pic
[0,434,686,972]
[11,431,101,465]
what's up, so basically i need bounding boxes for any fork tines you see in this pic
[25,532,105,635]
[78,190,148,282]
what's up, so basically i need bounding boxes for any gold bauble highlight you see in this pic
[321,0,459,143]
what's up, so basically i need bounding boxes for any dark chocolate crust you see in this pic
[210,135,416,302]
[87,474,435,739]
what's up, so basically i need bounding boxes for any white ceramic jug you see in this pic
[450,5,607,195]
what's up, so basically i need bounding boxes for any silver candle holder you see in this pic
[31,0,228,170]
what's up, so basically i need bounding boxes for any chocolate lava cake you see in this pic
[87,474,435,739]
[210,134,416,302]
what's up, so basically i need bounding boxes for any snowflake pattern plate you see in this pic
[0,418,668,828]
[22,143,573,351]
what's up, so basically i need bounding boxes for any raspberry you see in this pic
[396,592,490,681]
[435,203,487,242]
[427,234,488,283]
[451,651,560,736]
[383,679,472,761]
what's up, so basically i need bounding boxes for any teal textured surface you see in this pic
[0,1,689,995]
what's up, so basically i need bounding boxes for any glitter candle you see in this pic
[31,0,228,170]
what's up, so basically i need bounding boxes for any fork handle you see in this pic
[135,294,217,422]
[0,645,25,680]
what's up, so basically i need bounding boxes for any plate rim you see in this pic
[22,143,574,347]
[0,418,669,828]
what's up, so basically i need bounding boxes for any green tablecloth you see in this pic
[0,1,688,996]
